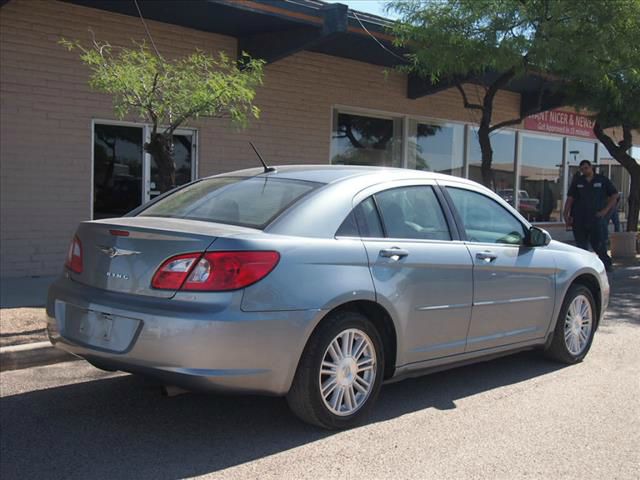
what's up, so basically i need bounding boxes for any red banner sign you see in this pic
[524,109,596,139]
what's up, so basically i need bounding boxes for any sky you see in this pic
[323,0,398,19]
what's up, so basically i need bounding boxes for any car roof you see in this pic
[209,164,479,187]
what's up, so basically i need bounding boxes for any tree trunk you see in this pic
[477,124,494,189]
[145,133,176,194]
[593,122,640,232]
[628,169,640,232]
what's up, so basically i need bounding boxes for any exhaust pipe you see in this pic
[161,385,190,397]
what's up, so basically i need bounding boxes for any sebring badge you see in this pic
[106,271,130,280]
[98,246,141,258]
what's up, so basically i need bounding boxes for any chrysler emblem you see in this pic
[98,246,141,258]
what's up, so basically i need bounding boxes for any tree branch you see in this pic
[489,116,524,132]
[620,124,633,151]
[594,121,622,157]
[455,83,483,110]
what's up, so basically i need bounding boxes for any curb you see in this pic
[0,341,79,372]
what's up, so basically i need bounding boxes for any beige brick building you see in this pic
[0,0,636,278]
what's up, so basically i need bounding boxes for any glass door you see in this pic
[93,123,144,219]
[93,123,197,219]
[148,129,196,201]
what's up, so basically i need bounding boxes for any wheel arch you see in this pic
[568,273,602,328]
[312,300,398,380]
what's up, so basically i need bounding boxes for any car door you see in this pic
[349,182,474,365]
[442,183,557,352]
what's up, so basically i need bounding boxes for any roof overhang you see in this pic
[54,0,563,113]
[408,72,565,117]
[61,0,406,67]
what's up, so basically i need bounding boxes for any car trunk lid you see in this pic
[70,217,256,298]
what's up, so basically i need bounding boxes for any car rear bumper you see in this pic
[46,276,321,395]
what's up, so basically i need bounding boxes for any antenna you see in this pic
[249,142,276,173]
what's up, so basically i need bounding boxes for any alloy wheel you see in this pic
[318,328,377,417]
[563,294,593,356]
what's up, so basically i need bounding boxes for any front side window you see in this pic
[447,187,526,245]
[139,176,321,229]
[374,186,451,240]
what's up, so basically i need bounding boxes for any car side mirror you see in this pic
[527,226,552,247]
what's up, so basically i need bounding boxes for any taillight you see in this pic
[65,235,83,273]
[151,251,280,291]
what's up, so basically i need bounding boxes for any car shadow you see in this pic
[601,264,640,328]
[1,351,565,480]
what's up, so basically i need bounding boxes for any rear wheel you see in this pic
[286,310,384,429]
[545,284,596,364]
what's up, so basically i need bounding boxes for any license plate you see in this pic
[60,303,142,353]
[79,311,114,342]
[98,313,114,341]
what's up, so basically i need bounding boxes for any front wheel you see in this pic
[286,311,384,429]
[545,284,597,364]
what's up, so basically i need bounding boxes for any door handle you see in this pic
[476,251,497,262]
[380,248,409,260]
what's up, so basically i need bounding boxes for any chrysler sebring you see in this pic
[47,166,609,429]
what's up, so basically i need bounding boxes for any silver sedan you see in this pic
[47,166,609,429]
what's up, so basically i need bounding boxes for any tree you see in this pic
[556,0,640,232]
[388,0,637,191]
[61,37,264,193]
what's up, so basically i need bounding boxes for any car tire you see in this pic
[286,310,384,429]
[545,284,597,364]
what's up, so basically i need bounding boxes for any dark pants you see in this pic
[609,208,621,232]
[573,219,612,268]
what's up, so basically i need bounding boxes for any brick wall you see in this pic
[0,0,523,277]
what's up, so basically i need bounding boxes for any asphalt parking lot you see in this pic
[1,264,638,479]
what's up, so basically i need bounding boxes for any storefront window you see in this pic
[468,129,516,199]
[331,112,402,167]
[567,139,596,185]
[407,121,464,176]
[600,143,632,223]
[519,134,564,222]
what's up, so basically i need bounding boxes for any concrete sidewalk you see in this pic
[0,275,70,370]
[0,275,55,308]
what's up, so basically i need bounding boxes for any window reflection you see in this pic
[331,112,402,167]
[568,139,596,187]
[149,133,193,199]
[407,121,464,175]
[599,144,630,224]
[519,135,563,222]
[468,129,516,198]
[93,124,143,219]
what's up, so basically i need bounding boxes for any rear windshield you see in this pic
[138,176,322,229]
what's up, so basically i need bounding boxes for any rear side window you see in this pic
[139,176,322,229]
[374,186,451,240]
[336,197,384,238]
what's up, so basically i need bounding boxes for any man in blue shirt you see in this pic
[563,160,619,272]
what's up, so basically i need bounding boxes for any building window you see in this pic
[519,134,564,222]
[468,129,516,199]
[407,120,464,175]
[93,122,196,219]
[600,143,632,223]
[331,111,402,167]
[93,124,144,219]
[567,139,596,184]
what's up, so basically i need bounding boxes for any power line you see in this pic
[133,0,164,59]
[351,9,409,65]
